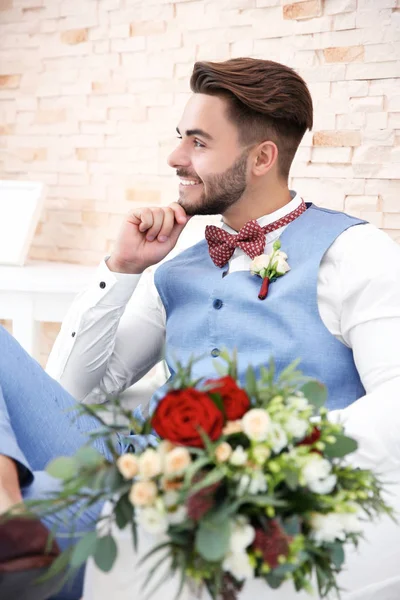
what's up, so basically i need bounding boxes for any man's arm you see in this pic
[327,224,400,472]
[47,202,190,402]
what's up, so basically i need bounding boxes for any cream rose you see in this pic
[242,408,271,442]
[215,442,233,463]
[129,480,158,507]
[223,420,243,436]
[250,254,271,276]
[164,447,191,477]
[116,454,139,480]
[138,448,162,479]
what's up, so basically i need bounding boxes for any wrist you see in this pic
[106,255,144,275]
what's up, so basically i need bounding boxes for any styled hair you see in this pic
[190,58,313,180]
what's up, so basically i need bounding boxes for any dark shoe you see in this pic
[0,515,62,600]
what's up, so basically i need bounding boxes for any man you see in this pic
[47,58,400,421]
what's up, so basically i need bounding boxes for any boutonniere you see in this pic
[250,240,290,300]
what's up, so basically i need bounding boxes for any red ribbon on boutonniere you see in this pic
[250,240,290,300]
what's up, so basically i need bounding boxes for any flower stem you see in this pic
[258,277,270,300]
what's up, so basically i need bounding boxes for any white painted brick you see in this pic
[353,163,399,179]
[388,113,400,128]
[356,8,392,29]
[353,145,392,164]
[349,96,384,113]
[297,64,346,82]
[364,43,400,63]
[290,162,353,178]
[366,112,388,129]
[332,11,356,31]
[324,0,356,15]
[387,95,400,111]
[308,82,331,100]
[312,147,353,163]
[363,130,395,146]
[111,37,146,53]
[316,97,350,114]
[369,78,398,96]
[313,113,336,130]
[358,0,396,7]
[346,62,400,81]
[336,113,366,129]
[255,0,280,6]
[293,16,332,35]
[345,195,379,211]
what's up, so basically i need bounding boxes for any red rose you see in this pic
[205,376,250,421]
[151,389,224,448]
[252,520,291,569]
[298,426,321,447]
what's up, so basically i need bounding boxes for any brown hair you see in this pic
[190,58,313,180]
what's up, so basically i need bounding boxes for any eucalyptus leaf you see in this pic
[265,572,284,589]
[94,534,118,572]
[46,457,77,480]
[324,435,358,458]
[329,542,345,568]
[195,513,230,561]
[115,493,134,529]
[189,467,225,495]
[300,381,327,411]
[75,446,104,468]
[70,531,98,568]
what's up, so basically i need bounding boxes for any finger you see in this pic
[156,208,176,242]
[136,208,154,233]
[145,208,165,241]
[168,201,189,225]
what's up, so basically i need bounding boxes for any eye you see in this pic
[194,139,205,148]
[176,135,182,140]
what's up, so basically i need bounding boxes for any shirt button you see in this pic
[213,299,223,310]
[71,332,76,338]
[211,348,220,357]
[99,281,106,289]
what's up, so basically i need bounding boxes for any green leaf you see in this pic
[285,470,299,491]
[233,494,288,510]
[189,467,225,495]
[329,542,345,568]
[212,360,228,377]
[265,572,284,589]
[300,381,327,411]
[70,531,98,568]
[245,366,257,399]
[75,446,104,468]
[46,457,77,480]
[94,534,118,572]
[36,546,73,583]
[195,513,231,561]
[183,456,211,487]
[324,435,358,458]
[115,493,134,530]
[282,515,301,536]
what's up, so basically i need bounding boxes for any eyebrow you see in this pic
[176,126,214,141]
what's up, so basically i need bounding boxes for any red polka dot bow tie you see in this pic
[205,200,307,268]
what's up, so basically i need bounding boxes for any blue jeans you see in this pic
[0,326,115,599]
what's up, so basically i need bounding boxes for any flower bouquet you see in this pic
[31,354,392,600]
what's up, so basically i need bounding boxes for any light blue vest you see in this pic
[154,204,366,411]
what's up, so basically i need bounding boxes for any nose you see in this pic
[167,142,191,169]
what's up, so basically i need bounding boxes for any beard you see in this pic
[177,150,249,216]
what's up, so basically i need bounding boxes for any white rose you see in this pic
[229,517,255,553]
[250,254,271,276]
[274,257,290,275]
[223,551,254,581]
[139,448,162,479]
[163,490,180,509]
[310,512,346,543]
[268,423,288,453]
[302,455,331,483]
[287,396,310,411]
[308,474,337,495]
[285,416,309,439]
[137,506,169,535]
[339,510,363,534]
[229,445,248,466]
[237,471,267,496]
[116,454,139,479]
[242,409,271,442]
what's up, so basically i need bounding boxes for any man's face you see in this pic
[167,94,250,216]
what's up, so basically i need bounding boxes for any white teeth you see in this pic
[179,179,200,186]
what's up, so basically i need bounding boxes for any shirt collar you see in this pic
[222,190,302,234]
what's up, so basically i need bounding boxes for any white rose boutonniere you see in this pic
[249,240,290,299]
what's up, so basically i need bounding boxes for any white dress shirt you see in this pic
[46,193,400,471]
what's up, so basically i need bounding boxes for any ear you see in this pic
[251,141,279,177]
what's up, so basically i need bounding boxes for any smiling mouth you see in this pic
[179,178,202,187]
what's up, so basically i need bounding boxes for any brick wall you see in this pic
[0,0,399,362]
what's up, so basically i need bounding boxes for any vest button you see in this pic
[99,281,106,289]
[211,348,220,357]
[213,299,223,310]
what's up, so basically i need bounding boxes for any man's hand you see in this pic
[107,202,190,274]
